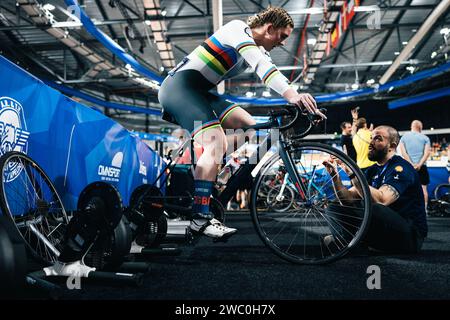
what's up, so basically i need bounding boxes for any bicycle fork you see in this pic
[276,173,290,201]
[278,139,308,202]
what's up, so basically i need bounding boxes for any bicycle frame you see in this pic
[143,106,312,214]
[274,170,327,202]
[217,129,309,207]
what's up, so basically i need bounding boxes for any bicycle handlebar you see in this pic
[244,104,326,139]
[290,106,327,139]
[242,104,326,139]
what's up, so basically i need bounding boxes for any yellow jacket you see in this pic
[353,128,376,169]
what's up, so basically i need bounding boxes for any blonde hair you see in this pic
[356,118,367,130]
[247,7,294,29]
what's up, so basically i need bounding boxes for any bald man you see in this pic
[324,125,427,253]
[399,120,431,210]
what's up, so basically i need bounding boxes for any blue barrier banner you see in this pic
[0,54,164,211]
[428,167,450,199]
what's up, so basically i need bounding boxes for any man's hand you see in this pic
[323,157,361,202]
[323,156,351,178]
[413,163,421,171]
[351,107,359,121]
[323,158,338,176]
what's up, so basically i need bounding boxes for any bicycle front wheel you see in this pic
[250,142,371,264]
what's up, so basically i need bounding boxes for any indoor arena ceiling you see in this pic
[0,0,449,133]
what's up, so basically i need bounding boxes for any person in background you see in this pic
[399,120,431,210]
[324,125,427,254]
[351,108,375,172]
[340,121,357,162]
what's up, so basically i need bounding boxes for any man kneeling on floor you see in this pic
[324,125,428,254]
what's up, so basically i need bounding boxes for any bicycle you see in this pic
[142,103,372,264]
[266,168,331,213]
[428,184,450,217]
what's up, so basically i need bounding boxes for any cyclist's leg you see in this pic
[159,72,236,238]
[223,107,257,155]
[209,96,256,155]
[191,126,237,237]
[159,72,218,213]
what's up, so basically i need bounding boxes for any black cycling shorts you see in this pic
[417,165,430,185]
[158,69,240,138]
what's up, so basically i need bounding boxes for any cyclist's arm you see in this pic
[221,20,323,117]
[223,20,291,96]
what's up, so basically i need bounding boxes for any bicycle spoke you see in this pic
[251,143,371,264]
[315,205,364,220]
[1,154,67,264]
[313,208,356,246]
[310,208,328,257]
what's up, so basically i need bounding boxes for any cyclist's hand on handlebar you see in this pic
[287,93,327,120]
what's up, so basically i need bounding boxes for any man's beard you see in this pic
[368,145,389,162]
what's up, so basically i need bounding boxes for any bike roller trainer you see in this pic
[126,184,181,256]
[26,181,147,287]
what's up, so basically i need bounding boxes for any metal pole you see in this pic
[380,0,450,84]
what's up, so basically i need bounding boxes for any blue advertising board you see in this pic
[0,54,165,210]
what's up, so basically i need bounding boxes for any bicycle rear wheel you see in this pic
[250,142,371,264]
[0,151,68,265]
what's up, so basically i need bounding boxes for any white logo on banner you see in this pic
[139,160,147,184]
[0,97,30,182]
[98,151,123,182]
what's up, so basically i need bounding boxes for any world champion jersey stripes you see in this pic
[174,20,292,96]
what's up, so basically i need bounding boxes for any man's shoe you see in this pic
[322,234,340,253]
[190,218,237,239]
[322,235,370,256]
[323,235,335,247]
